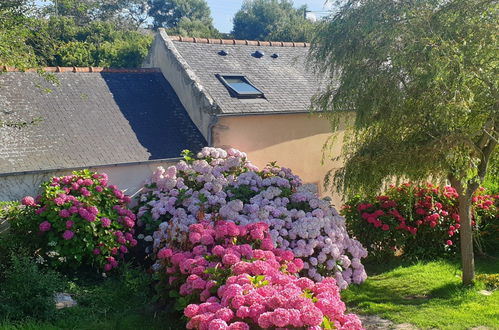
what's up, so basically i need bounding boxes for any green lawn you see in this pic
[1,258,497,330]
[342,257,499,330]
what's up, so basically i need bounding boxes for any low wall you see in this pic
[0,160,177,202]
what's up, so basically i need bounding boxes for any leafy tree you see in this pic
[169,17,221,38]
[0,1,43,68]
[147,0,214,30]
[309,0,498,285]
[43,0,149,29]
[47,19,153,67]
[46,0,100,25]
[93,0,150,29]
[232,0,316,42]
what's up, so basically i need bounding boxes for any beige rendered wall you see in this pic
[0,160,177,202]
[212,113,347,208]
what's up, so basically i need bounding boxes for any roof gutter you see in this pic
[0,157,183,178]
[214,110,323,117]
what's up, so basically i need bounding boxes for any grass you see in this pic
[0,263,183,330]
[341,256,499,330]
[1,256,497,330]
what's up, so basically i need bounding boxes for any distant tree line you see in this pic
[0,0,321,68]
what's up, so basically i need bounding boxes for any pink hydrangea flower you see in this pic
[158,248,173,259]
[63,230,74,240]
[59,209,71,218]
[101,217,111,227]
[39,221,51,232]
[21,196,36,206]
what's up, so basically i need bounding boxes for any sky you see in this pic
[35,0,334,33]
[205,0,333,33]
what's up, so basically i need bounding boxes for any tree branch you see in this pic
[467,118,498,196]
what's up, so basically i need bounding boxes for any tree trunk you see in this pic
[458,193,475,285]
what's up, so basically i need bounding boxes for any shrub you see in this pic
[476,273,499,291]
[342,183,498,260]
[0,202,41,268]
[136,148,367,288]
[473,188,499,255]
[17,170,137,272]
[0,255,65,321]
[157,220,362,329]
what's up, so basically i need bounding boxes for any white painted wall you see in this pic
[0,160,177,202]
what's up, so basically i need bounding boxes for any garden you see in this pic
[0,147,497,329]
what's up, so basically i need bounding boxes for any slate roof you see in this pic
[169,36,322,115]
[0,69,206,174]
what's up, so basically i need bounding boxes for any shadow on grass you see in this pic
[475,255,499,274]
[361,256,418,275]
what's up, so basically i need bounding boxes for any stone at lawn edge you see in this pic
[54,292,77,309]
[357,315,418,330]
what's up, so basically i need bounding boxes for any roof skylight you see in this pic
[216,74,264,99]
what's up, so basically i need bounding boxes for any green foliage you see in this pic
[47,18,153,67]
[232,0,316,42]
[309,0,498,198]
[148,0,216,32]
[0,3,40,68]
[0,6,152,68]
[0,202,42,269]
[0,255,65,322]
[48,0,98,25]
[476,273,499,291]
[169,17,221,38]
[0,262,178,329]
[43,0,149,28]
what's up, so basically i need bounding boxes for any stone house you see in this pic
[1,31,345,205]
[143,30,344,205]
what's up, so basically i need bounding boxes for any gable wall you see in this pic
[143,30,217,141]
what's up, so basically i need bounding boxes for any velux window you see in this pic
[216,74,264,99]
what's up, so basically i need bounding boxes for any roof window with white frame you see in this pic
[216,74,264,99]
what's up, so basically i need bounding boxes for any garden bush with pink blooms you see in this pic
[133,147,366,329]
[156,219,363,329]
[136,148,367,288]
[342,183,498,260]
[15,170,137,272]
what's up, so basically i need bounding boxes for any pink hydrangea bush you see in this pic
[137,148,367,288]
[157,220,363,329]
[20,170,137,271]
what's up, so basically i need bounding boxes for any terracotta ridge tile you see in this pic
[1,66,161,73]
[169,35,310,47]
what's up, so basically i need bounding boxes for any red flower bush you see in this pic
[473,187,499,254]
[156,220,363,329]
[342,183,498,259]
